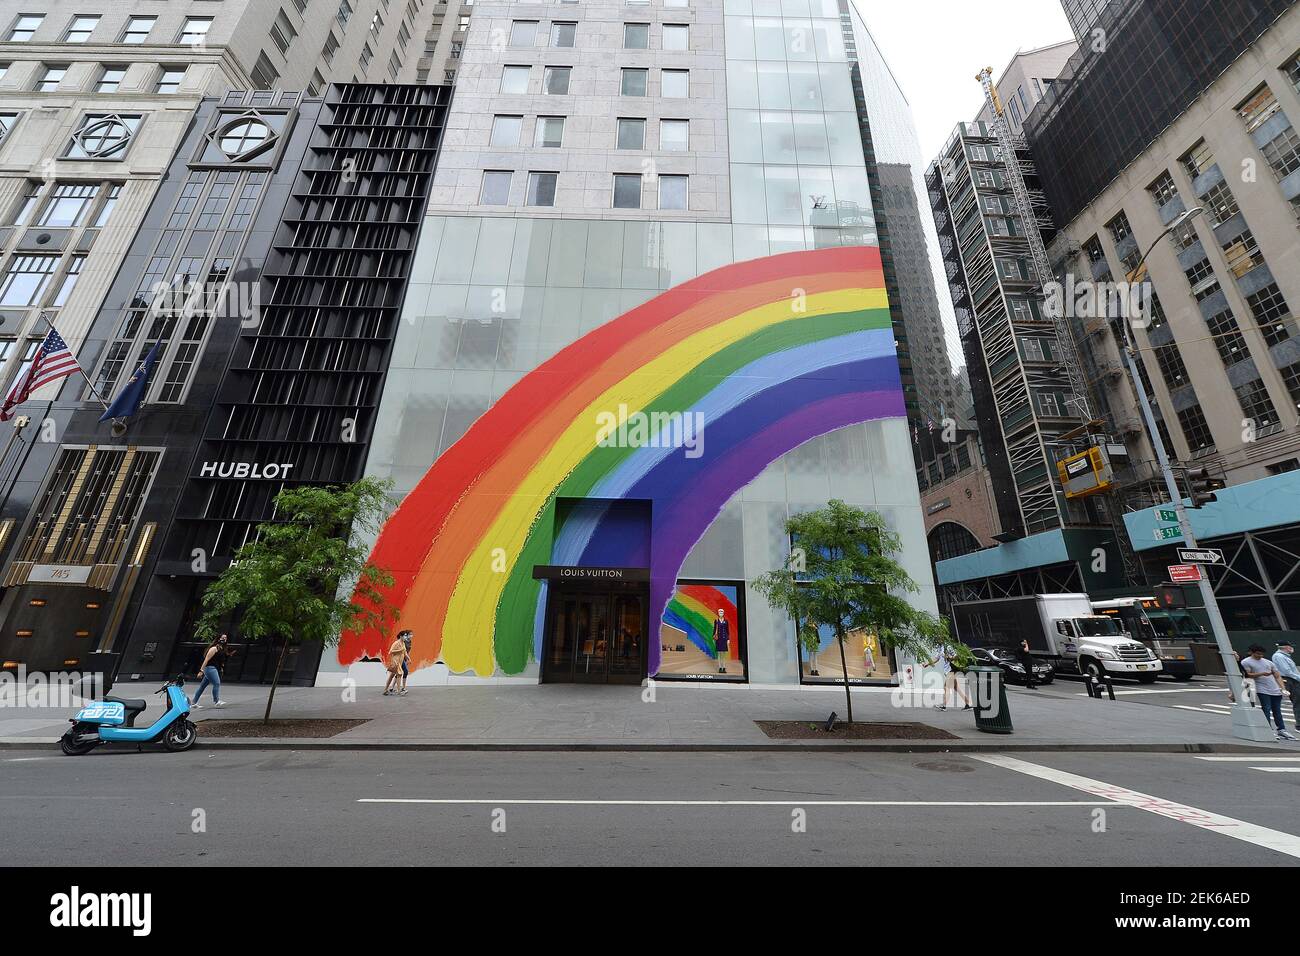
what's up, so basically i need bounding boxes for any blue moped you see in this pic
[59,674,198,755]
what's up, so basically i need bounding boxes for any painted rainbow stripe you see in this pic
[338,246,903,676]
[662,585,740,660]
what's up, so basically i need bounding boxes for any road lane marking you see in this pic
[1249,767,1300,773]
[1173,704,1231,715]
[357,798,1115,807]
[1195,756,1300,761]
[1074,687,1228,697]
[973,754,1300,860]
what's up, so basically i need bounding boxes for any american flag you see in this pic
[0,327,83,421]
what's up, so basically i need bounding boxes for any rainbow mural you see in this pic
[338,246,904,676]
[662,584,741,661]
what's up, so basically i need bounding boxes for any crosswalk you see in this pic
[1195,755,1300,772]
[1173,701,1235,716]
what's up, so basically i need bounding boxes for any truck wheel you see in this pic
[1082,659,1105,682]
[1173,674,1194,682]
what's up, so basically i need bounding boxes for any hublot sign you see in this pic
[198,461,296,480]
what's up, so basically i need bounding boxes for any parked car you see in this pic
[969,646,1055,686]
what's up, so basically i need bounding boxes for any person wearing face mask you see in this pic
[192,633,231,709]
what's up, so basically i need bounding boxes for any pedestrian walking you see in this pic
[399,630,413,695]
[1019,637,1037,690]
[926,645,971,711]
[1272,641,1300,729]
[1242,644,1296,741]
[191,634,231,709]
[383,631,409,696]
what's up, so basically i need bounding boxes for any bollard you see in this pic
[1104,676,1116,701]
[1084,674,1097,698]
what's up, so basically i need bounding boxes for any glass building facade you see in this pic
[326,0,958,688]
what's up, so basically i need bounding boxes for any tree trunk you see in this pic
[263,634,292,724]
[835,628,853,725]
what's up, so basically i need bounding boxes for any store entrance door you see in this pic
[543,589,647,684]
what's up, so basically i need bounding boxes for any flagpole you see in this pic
[34,309,110,411]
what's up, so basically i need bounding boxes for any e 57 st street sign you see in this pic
[1176,548,1225,565]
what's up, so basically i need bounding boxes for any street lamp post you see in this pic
[1122,206,1274,741]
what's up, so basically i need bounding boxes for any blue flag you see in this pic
[98,342,160,423]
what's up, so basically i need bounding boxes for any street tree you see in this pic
[753,499,953,724]
[196,477,399,723]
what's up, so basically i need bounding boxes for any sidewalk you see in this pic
[0,677,1290,752]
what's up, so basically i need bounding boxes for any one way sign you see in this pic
[1177,548,1225,565]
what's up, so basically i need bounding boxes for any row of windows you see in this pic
[9,180,121,230]
[18,63,187,95]
[500,63,689,97]
[506,18,689,49]
[4,14,213,46]
[489,114,688,150]
[479,170,689,209]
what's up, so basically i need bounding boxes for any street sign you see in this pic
[1154,508,1178,523]
[1168,564,1202,583]
[1154,526,1183,541]
[1176,548,1225,565]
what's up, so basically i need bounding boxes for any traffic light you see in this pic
[1185,467,1225,509]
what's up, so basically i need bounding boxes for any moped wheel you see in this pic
[59,724,97,756]
[163,719,197,753]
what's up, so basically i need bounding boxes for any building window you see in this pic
[91,183,121,227]
[34,65,67,93]
[216,118,272,159]
[1176,405,1215,453]
[8,14,43,42]
[10,181,39,225]
[616,117,645,150]
[388,53,402,81]
[1183,257,1215,289]
[96,66,126,93]
[250,53,280,91]
[621,68,647,96]
[661,68,688,98]
[525,171,557,207]
[49,253,85,307]
[1105,210,1132,244]
[307,70,325,96]
[337,0,353,28]
[1170,218,1198,252]
[359,43,373,70]
[612,173,641,209]
[490,114,522,147]
[1246,283,1294,346]
[660,118,688,151]
[37,183,99,228]
[63,15,99,43]
[1221,229,1261,278]
[179,17,214,46]
[623,22,648,49]
[1260,124,1300,179]
[1206,310,1248,366]
[397,20,411,50]
[1180,140,1215,180]
[492,66,529,96]
[551,22,575,47]
[0,254,59,307]
[1200,180,1240,227]
[658,174,686,210]
[510,20,538,46]
[271,11,298,56]
[1235,378,1280,430]
[1236,84,1282,134]
[1153,342,1188,389]
[121,16,154,43]
[534,116,564,148]
[156,67,185,94]
[1147,171,1179,208]
[480,170,511,205]
[542,66,570,94]
[662,23,689,50]
[323,31,340,64]
[1281,362,1300,412]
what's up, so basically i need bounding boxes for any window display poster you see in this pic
[658,582,745,680]
[798,619,893,683]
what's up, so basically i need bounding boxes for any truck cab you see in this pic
[1052,614,1162,683]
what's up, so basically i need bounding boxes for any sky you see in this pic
[854,0,1077,161]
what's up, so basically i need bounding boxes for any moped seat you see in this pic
[104,696,147,713]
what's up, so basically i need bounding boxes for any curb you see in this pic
[1,738,1288,754]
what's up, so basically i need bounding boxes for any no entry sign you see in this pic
[1167,564,1203,583]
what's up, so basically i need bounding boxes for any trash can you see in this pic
[967,665,1013,734]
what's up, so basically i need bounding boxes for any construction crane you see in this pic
[976,66,1094,424]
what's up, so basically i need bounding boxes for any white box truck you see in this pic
[951,593,1163,683]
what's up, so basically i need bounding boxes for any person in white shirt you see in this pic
[1273,641,1300,729]
[1242,644,1295,741]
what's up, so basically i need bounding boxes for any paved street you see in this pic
[2,749,1298,866]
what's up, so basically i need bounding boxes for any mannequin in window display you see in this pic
[863,635,876,676]
[712,607,730,674]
